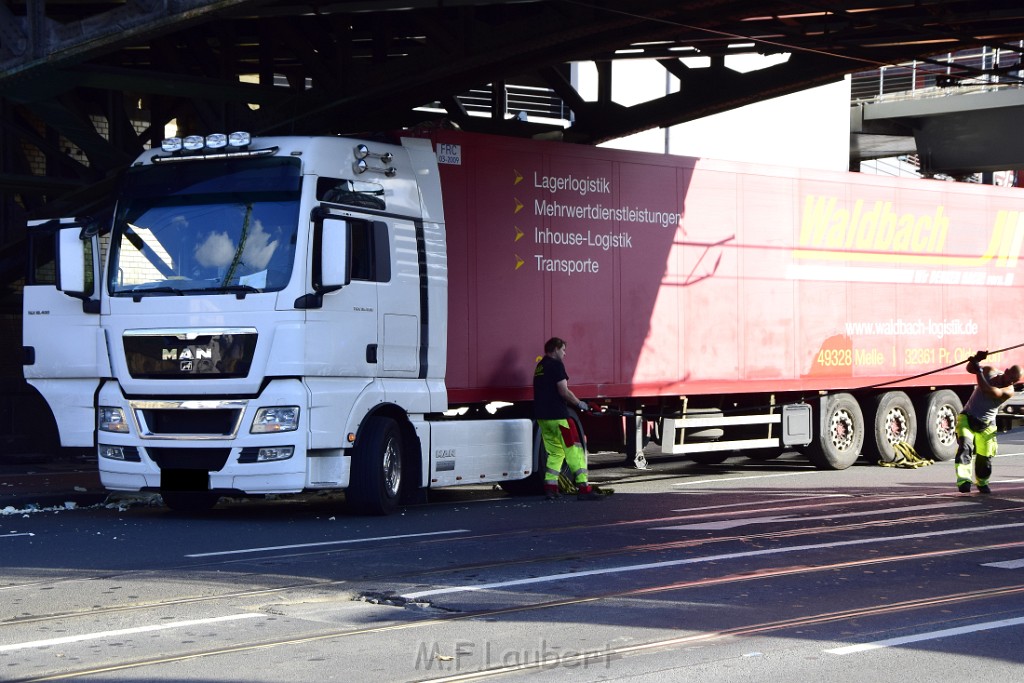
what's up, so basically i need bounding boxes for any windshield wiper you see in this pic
[192,284,262,299]
[128,286,185,302]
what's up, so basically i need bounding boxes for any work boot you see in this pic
[978,484,992,494]
[958,481,971,493]
[576,484,605,501]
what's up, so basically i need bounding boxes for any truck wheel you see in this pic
[684,408,727,464]
[807,392,863,470]
[916,389,962,461]
[346,416,403,515]
[866,391,917,463]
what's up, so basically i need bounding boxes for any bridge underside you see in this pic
[853,87,1024,176]
[2,0,1024,224]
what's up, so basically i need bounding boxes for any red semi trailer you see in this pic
[427,130,1024,471]
[24,128,1024,512]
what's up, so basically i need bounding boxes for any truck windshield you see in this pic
[108,156,302,297]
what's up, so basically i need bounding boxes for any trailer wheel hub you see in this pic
[935,405,957,447]
[828,409,855,451]
[883,408,909,446]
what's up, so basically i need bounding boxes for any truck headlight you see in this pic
[251,406,299,433]
[98,407,129,433]
[238,446,294,463]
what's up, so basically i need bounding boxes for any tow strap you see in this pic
[878,441,934,468]
[557,468,614,495]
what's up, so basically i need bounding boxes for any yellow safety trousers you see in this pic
[538,419,588,485]
[955,413,996,487]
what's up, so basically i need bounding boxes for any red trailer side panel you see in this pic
[430,131,1024,404]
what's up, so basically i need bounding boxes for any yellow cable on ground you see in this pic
[879,440,934,468]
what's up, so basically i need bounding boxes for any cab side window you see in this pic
[28,232,56,286]
[317,177,385,211]
[349,219,391,283]
[27,227,96,295]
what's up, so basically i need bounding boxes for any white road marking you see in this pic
[400,522,1024,600]
[825,616,1024,655]
[672,471,817,486]
[655,501,974,531]
[982,558,1024,569]
[0,614,261,653]
[1,533,33,539]
[658,515,793,531]
[185,529,470,558]
[670,495,848,513]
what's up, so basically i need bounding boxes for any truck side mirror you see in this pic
[56,227,87,296]
[318,216,351,290]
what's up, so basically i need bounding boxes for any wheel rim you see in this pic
[382,436,402,498]
[935,404,958,447]
[883,407,909,446]
[829,408,855,451]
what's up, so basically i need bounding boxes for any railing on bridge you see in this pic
[852,44,1024,184]
[851,44,1024,103]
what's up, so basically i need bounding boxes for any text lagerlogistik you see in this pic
[529,171,681,228]
[533,171,611,197]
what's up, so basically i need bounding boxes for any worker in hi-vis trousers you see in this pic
[533,337,603,501]
[955,351,1022,494]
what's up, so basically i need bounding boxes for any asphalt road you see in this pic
[3,435,1024,682]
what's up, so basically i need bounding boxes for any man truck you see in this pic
[22,129,1024,512]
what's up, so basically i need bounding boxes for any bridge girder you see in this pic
[0,0,1021,222]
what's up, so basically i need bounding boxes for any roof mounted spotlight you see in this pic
[161,137,183,152]
[354,144,393,165]
[353,158,397,178]
[353,144,396,177]
[152,130,271,163]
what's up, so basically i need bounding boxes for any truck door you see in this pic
[305,212,381,378]
[22,218,108,447]
[377,218,421,377]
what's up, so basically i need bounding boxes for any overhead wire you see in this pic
[582,340,1024,423]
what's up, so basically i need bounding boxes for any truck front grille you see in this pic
[130,400,247,439]
[123,328,258,379]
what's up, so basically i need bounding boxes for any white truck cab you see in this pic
[23,132,533,513]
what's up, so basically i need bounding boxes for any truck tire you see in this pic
[685,408,728,464]
[346,416,403,515]
[807,392,863,470]
[866,391,917,463]
[916,389,962,461]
